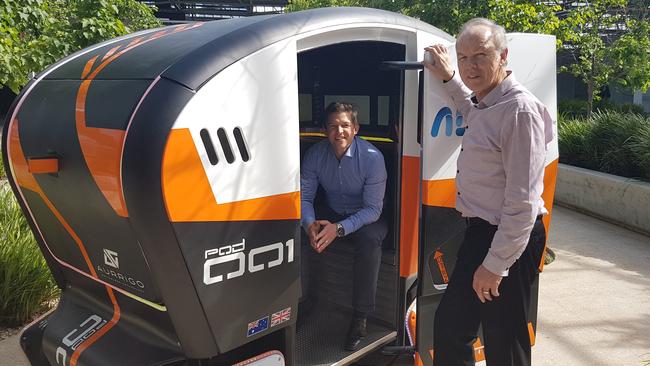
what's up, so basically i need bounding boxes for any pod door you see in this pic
[296,40,405,365]
[415,33,558,365]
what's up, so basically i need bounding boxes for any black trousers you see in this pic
[433,216,546,366]
[301,204,387,314]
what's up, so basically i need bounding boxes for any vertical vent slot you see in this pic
[200,129,219,165]
[217,128,235,163]
[233,127,250,162]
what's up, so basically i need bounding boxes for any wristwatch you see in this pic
[336,223,345,237]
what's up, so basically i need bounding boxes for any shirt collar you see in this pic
[343,137,357,158]
[328,136,357,160]
[476,71,516,108]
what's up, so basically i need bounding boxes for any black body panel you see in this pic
[14,78,162,303]
[84,80,152,130]
[416,205,466,365]
[40,280,183,366]
[172,220,300,353]
[121,78,221,358]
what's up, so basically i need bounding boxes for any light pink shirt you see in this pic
[441,71,554,276]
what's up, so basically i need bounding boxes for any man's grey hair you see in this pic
[458,18,508,52]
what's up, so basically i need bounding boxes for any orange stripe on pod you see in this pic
[162,129,300,222]
[8,120,40,192]
[415,349,434,365]
[414,353,423,366]
[422,178,456,208]
[8,118,121,364]
[75,79,128,217]
[81,55,98,79]
[539,159,558,272]
[528,322,536,346]
[27,158,59,174]
[473,338,485,361]
[74,23,206,218]
[126,37,144,48]
[10,119,98,278]
[400,155,420,277]
[101,45,121,61]
[70,287,121,366]
[407,306,417,341]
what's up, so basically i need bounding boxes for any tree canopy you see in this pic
[0,0,160,93]
[557,0,650,113]
[287,0,650,114]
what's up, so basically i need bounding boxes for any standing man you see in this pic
[301,101,387,351]
[425,18,553,366]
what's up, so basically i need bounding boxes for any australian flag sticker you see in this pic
[247,316,269,337]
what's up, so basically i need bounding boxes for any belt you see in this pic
[466,214,543,227]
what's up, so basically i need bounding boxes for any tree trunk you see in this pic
[587,78,594,116]
[588,53,596,116]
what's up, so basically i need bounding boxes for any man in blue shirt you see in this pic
[301,102,388,351]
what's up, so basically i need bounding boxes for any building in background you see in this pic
[138,0,287,23]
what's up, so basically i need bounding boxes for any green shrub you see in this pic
[559,99,647,118]
[0,152,5,179]
[629,121,650,181]
[559,99,591,119]
[588,112,646,178]
[596,100,646,115]
[559,111,650,181]
[0,184,59,326]
[558,117,596,168]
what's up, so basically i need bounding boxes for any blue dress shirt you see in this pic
[301,137,387,236]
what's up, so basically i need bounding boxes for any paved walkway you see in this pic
[1,205,649,365]
[533,205,650,366]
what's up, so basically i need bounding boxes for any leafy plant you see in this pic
[559,111,650,181]
[558,0,650,115]
[560,99,647,119]
[487,0,561,44]
[0,150,5,179]
[0,0,160,94]
[629,118,650,180]
[589,112,645,177]
[558,116,596,169]
[559,99,592,119]
[0,184,59,326]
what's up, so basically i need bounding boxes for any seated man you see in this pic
[300,101,388,351]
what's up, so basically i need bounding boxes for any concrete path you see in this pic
[533,205,650,366]
[1,205,649,366]
[0,332,26,366]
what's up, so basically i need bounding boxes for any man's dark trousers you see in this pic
[433,216,546,366]
[301,204,387,314]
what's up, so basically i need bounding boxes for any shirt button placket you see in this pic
[339,165,343,198]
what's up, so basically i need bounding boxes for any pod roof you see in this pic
[43,7,452,90]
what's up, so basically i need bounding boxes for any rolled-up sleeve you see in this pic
[339,153,387,235]
[441,71,474,119]
[483,110,547,276]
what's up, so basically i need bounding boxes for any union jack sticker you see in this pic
[270,307,291,327]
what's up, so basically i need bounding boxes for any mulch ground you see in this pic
[0,325,22,342]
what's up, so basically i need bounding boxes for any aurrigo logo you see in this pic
[103,249,119,269]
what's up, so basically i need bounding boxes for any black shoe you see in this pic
[344,316,367,351]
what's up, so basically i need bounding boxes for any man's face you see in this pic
[326,111,359,158]
[456,26,507,99]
